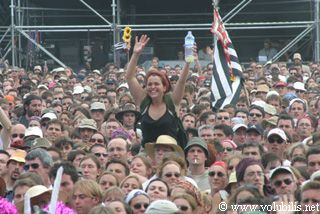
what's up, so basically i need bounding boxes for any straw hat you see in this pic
[15,185,68,213]
[145,135,184,159]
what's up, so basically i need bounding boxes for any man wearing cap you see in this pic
[78,118,97,143]
[18,95,42,127]
[293,52,310,74]
[115,103,140,131]
[185,137,210,191]
[90,102,106,130]
[266,128,289,160]
[256,85,269,100]
[23,126,43,148]
[293,82,307,100]
[233,124,248,145]
[3,149,26,201]
[246,124,263,144]
[269,166,297,196]
[274,81,288,96]
[106,78,117,90]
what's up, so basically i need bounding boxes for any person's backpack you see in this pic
[140,94,187,149]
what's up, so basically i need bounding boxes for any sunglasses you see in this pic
[177,205,189,211]
[90,138,104,144]
[217,116,229,120]
[228,166,234,171]
[273,179,293,187]
[208,171,225,177]
[133,203,149,209]
[11,133,25,138]
[23,163,40,171]
[164,172,180,178]
[249,113,262,118]
[268,138,284,144]
[223,147,233,152]
[94,153,108,158]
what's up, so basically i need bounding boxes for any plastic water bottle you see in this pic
[184,31,195,63]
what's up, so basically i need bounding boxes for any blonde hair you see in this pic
[119,175,142,189]
[73,179,103,202]
[103,186,125,202]
[171,193,197,211]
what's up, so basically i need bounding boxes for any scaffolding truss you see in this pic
[1,0,319,68]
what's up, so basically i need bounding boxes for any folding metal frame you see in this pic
[1,0,319,68]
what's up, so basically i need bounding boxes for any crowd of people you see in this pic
[0,34,319,214]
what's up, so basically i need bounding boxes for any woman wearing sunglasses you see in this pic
[126,189,150,214]
[158,160,185,189]
[172,193,196,214]
[220,139,237,162]
[208,161,228,212]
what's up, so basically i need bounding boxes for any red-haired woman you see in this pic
[126,35,193,148]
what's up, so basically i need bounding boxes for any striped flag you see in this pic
[210,8,243,110]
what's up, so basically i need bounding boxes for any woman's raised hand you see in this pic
[133,35,150,55]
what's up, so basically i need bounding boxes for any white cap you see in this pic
[267,128,287,141]
[293,82,306,91]
[92,69,101,75]
[83,85,92,93]
[251,100,266,109]
[266,90,280,99]
[269,166,294,180]
[24,127,43,138]
[37,84,48,90]
[73,85,84,95]
[116,83,129,91]
[51,67,65,73]
[41,112,57,120]
[233,124,248,132]
[90,102,106,111]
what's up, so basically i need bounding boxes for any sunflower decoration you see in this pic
[122,26,132,50]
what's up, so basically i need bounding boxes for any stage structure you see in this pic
[0,0,319,68]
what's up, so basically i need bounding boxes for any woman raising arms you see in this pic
[126,35,193,148]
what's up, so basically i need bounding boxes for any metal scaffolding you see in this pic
[1,0,319,68]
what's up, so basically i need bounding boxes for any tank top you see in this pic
[140,104,178,147]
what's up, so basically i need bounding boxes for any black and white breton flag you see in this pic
[210,8,243,110]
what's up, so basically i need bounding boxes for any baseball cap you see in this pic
[41,112,57,120]
[73,85,84,95]
[293,82,306,92]
[78,119,97,131]
[8,149,26,163]
[246,124,263,135]
[267,128,287,141]
[269,166,294,180]
[24,127,43,138]
[233,124,248,132]
[90,102,106,111]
